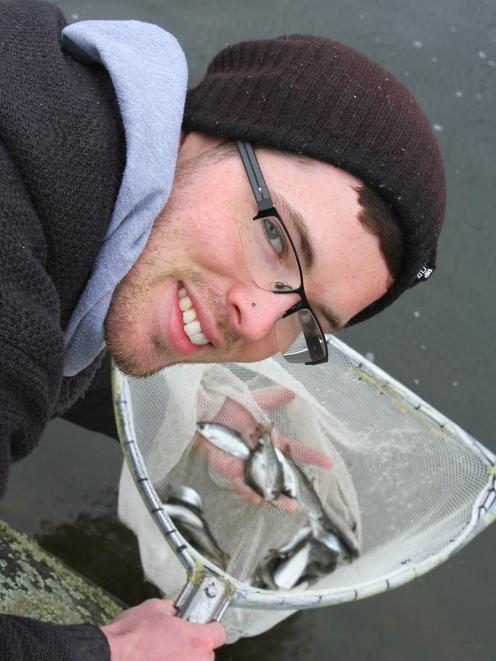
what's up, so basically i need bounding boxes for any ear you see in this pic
[176,131,224,163]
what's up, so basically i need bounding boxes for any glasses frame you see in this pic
[236,140,329,366]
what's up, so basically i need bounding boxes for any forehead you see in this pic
[258,147,363,209]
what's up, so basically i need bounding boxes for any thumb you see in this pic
[161,599,178,616]
[204,621,227,648]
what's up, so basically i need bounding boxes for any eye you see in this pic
[262,217,286,256]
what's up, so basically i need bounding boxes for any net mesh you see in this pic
[117,340,491,641]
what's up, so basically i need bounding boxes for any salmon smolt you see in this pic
[244,427,285,501]
[195,420,360,587]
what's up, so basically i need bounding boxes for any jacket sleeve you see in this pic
[60,352,119,441]
[0,137,113,660]
[0,134,64,498]
[0,617,110,661]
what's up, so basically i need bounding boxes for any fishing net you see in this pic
[116,337,495,643]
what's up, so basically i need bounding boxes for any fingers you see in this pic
[209,388,296,441]
[231,477,300,513]
[231,475,263,505]
[196,438,245,479]
[204,621,227,648]
[102,599,226,660]
[274,493,300,514]
[252,387,295,411]
[162,600,178,617]
[211,398,257,438]
[196,390,332,514]
[273,429,332,470]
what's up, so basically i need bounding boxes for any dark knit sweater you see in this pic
[1,0,125,657]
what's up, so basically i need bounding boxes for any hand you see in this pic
[196,387,332,512]
[101,599,226,661]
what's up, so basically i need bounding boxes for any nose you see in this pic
[226,283,300,343]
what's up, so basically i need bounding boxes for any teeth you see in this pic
[182,309,197,324]
[178,285,210,346]
[179,296,192,312]
[184,320,202,336]
[190,334,209,345]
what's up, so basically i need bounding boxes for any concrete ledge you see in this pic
[0,519,123,625]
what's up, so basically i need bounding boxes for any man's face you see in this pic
[105,133,391,377]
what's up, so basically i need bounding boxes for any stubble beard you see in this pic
[105,266,239,378]
[104,147,242,377]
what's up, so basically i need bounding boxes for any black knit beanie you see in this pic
[183,35,446,324]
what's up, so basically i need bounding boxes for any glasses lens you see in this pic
[239,215,301,292]
[274,309,327,364]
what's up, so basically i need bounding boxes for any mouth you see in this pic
[178,284,211,346]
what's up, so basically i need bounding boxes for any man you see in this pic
[0,0,445,659]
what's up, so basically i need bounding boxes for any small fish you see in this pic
[277,526,313,557]
[312,527,345,558]
[272,540,313,590]
[274,447,298,498]
[167,485,204,513]
[244,427,285,502]
[164,502,229,569]
[196,422,250,459]
[285,454,360,558]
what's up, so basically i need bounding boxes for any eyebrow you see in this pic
[271,190,345,333]
[272,191,315,270]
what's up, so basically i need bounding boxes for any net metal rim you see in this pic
[112,336,496,612]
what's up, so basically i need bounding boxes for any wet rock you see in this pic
[0,519,123,625]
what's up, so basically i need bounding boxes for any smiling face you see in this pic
[104,132,392,377]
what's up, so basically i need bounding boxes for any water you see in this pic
[1,0,495,659]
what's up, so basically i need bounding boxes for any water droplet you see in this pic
[476,93,483,100]
[71,12,79,19]
[455,90,463,98]
[452,381,459,387]
[421,344,426,350]
[359,13,365,20]
[365,352,375,362]
[431,56,438,63]
[413,310,420,318]
[478,50,487,59]
[413,40,423,48]
[450,26,457,32]
[489,60,495,67]
[433,123,443,132]
[414,378,420,385]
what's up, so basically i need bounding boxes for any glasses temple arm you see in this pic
[236,141,273,213]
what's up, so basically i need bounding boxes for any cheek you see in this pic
[191,217,246,274]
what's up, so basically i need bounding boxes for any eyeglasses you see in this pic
[236,141,328,365]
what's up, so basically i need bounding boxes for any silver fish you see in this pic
[167,485,204,513]
[285,454,360,558]
[312,526,345,558]
[278,526,313,557]
[256,534,313,590]
[303,548,339,580]
[164,502,229,569]
[272,541,312,590]
[274,447,298,498]
[196,422,250,459]
[245,428,284,502]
